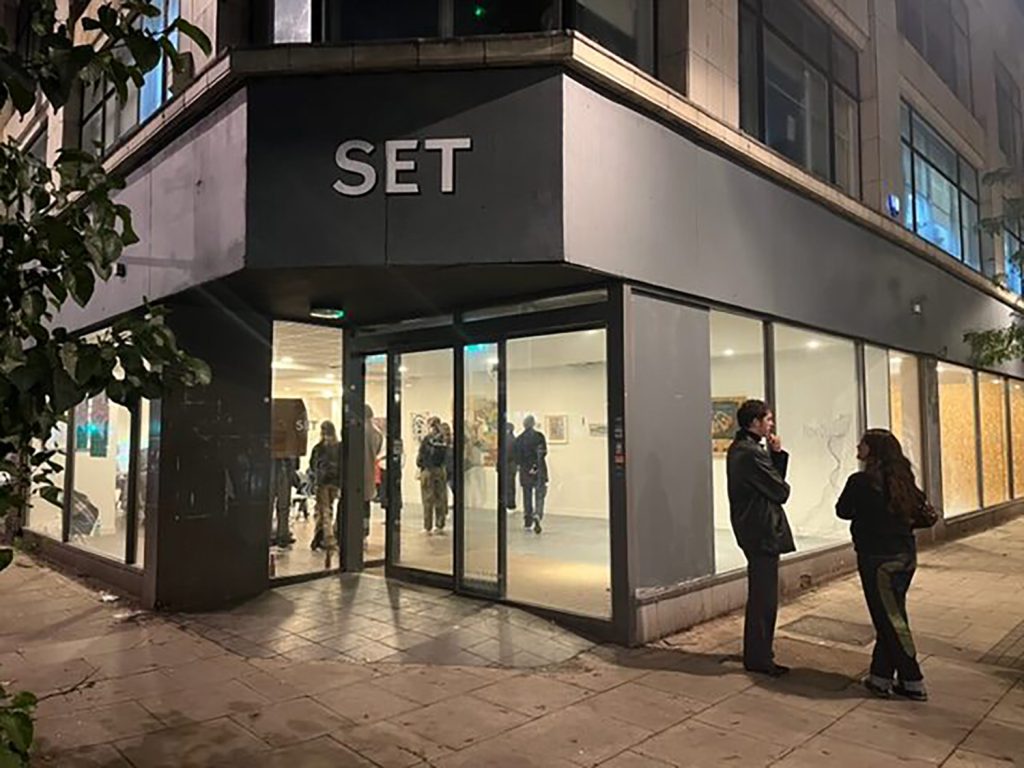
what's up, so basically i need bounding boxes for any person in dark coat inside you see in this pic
[836,428,929,701]
[513,415,548,534]
[727,399,795,676]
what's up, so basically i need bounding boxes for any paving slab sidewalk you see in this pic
[1,518,1023,767]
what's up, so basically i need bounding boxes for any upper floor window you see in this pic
[267,0,655,74]
[79,0,180,158]
[996,62,1022,163]
[739,0,860,198]
[896,0,971,108]
[900,101,981,271]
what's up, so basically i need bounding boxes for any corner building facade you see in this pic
[8,0,1024,643]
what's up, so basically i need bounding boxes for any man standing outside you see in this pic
[727,399,795,676]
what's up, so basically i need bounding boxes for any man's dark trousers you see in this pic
[743,553,779,670]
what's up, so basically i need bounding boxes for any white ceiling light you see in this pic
[805,340,822,350]
[722,348,736,357]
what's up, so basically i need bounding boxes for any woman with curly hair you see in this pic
[836,428,930,701]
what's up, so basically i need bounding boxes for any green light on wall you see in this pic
[310,307,346,321]
[474,4,486,19]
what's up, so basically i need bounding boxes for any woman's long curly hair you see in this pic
[861,428,925,523]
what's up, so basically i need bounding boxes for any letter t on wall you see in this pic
[424,138,473,194]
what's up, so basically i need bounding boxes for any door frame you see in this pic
[347,297,622,634]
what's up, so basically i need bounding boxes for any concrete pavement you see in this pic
[1,518,1022,767]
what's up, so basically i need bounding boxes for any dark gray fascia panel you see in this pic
[245,69,565,269]
[562,76,1024,376]
[55,91,249,333]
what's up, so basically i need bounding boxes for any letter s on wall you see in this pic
[334,139,376,196]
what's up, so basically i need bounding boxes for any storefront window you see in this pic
[26,423,68,539]
[709,311,765,574]
[938,363,980,516]
[864,345,890,429]
[136,399,156,567]
[269,321,343,577]
[506,330,610,618]
[364,355,388,562]
[70,394,133,562]
[889,352,923,477]
[1010,380,1024,497]
[774,325,858,551]
[979,375,1010,507]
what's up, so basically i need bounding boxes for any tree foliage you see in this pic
[965,166,1024,365]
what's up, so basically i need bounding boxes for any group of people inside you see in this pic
[727,398,935,701]
[417,414,550,534]
[272,406,385,558]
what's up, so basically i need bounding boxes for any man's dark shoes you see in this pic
[893,682,928,702]
[745,663,789,677]
[862,677,892,698]
[533,519,542,534]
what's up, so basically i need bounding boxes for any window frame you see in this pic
[896,0,973,109]
[270,1,658,75]
[78,0,181,158]
[900,100,981,270]
[739,0,862,198]
[995,60,1023,164]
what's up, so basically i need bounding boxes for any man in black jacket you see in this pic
[727,399,796,676]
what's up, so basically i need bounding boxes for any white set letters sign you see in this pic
[333,137,473,197]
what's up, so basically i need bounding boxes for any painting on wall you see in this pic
[711,397,746,453]
[544,414,569,444]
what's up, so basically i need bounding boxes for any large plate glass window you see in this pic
[774,324,859,551]
[506,330,610,618]
[938,363,980,516]
[709,311,765,574]
[979,375,1010,508]
[269,321,344,578]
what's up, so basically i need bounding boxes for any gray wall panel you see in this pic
[626,291,714,589]
[57,91,248,332]
[246,69,564,269]
[564,77,1024,377]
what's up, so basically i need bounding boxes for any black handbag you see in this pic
[911,495,939,529]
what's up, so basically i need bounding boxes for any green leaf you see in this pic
[39,486,62,507]
[0,711,34,753]
[67,264,96,307]
[20,291,46,323]
[172,18,212,56]
[126,34,162,73]
[0,749,22,768]
[52,366,82,413]
[10,692,36,711]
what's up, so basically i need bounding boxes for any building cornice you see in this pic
[103,32,1024,320]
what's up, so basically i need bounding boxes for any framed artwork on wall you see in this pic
[545,414,569,444]
[712,397,746,453]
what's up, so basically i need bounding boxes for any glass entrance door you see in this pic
[387,348,455,577]
[459,343,504,597]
